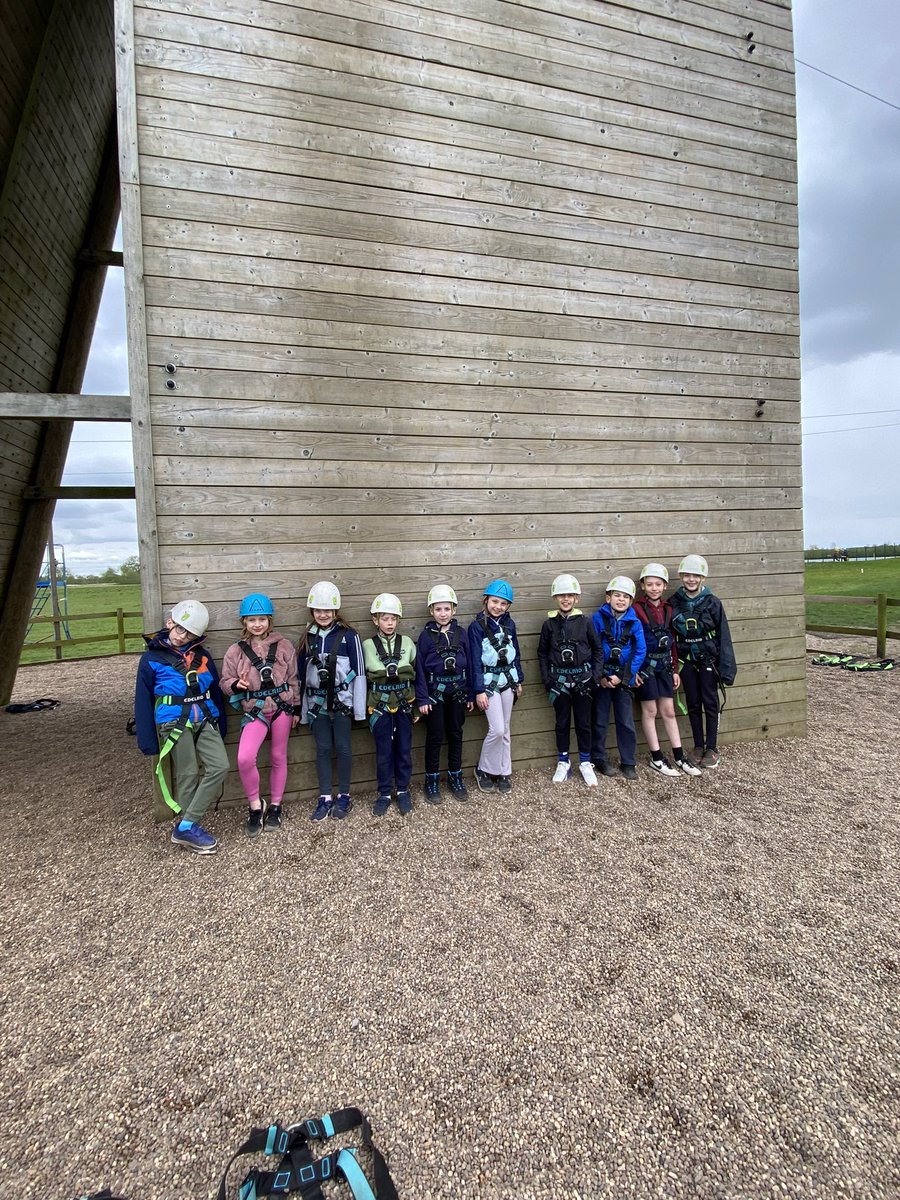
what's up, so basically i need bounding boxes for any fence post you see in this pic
[116,608,126,654]
[875,594,887,658]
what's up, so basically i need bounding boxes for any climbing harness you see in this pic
[477,614,519,693]
[425,624,467,705]
[4,697,59,713]
[635,601,675,676]
[154,648,220,815]
[671,606,718,668]
[230,641,294,725]
[598,610,640,682]
[217,1108,398,1200]
[812,653,895,671]
[77,1191,126,1200]
[305,628,355,722]
[368,634,413,727]
[546,615,593,703]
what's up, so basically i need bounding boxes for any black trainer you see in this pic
[246,807,264,838]
[474,767,495,793]
[423,773,442,804]
[495,775,512,793]
[448,770,469,800]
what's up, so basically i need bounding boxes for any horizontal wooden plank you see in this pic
[143,274,799,358]
[143,216,800,318]
[141,185,798,297]
[144,310,801,380]
[0,393,131,420]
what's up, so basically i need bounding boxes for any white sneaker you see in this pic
[649,756,680,777]
[552,761,571,784]
[579,761,598,787]
[678,756,702,777]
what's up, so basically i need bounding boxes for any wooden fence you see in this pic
[24,609,143,661]
[806,594,900,658]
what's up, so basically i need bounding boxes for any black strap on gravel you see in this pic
[77,1190,127,1200]
[5,697,60,713]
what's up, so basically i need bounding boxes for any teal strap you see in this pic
[338,1149,377,1200]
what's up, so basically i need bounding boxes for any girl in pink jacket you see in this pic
[220,593,299,836]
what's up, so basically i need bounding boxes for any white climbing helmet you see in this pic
[307,580,341,610]
[639,563,669,583]
[551,573,581,597]
[606,576,636,599]
[427,584,458,607]
[371,592,403,616]
[170,599,209,637]
[678,554,709,577]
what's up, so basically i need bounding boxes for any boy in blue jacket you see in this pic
[134,599,228,853]
[415,584,473,803]
[591,576,647,780]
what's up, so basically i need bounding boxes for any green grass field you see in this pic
[21,582,144,665]
[805,558,900,636]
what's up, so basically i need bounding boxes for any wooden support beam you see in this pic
[0,108,121,704]
[77,248,124,267]
[0,393,130,420]
[22,485,136,500]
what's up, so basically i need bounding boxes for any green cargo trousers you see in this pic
[161,719,230,823]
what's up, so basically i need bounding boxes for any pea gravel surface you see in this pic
[1,650,897,1200]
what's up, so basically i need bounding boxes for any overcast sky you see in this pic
[56,0,900,571]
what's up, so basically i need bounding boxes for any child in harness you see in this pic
[298,581,367,822]
[670,554,737,770]
[363,592,417,817]
[590,577,646,780]
[220,593,300,836]
[134,599,229,854]
[538,573,602,787]
[415,583,473,804]
[632,564,701,778]
[468,578,524,794]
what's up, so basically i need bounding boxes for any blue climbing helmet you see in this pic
[483,578,514,604]
[239,592,274,618]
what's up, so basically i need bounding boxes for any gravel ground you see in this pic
[1,647,898,1200]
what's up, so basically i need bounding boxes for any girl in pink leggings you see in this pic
[220,593,299,836]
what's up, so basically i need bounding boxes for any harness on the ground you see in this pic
[478,615,518,693]
[5,697,60,713]
[305,628,356,722]
[216,1108,398,1200]
[425,624,467,705]
[812,653,894,671]
[77,1191,127,1200]
[229,641,294,725]
[368,635,413,726]
[155,648,220,815]
[547,616,593,704]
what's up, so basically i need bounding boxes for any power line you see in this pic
[796,58,900,111]
[804,407,900,420]
[804,419,900,438]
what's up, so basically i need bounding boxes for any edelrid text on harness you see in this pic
[478,614,518,693]
[305,628,357,723]
[368,635,412,727]
[216,1107,398,1200]
[426,624,467,704]
[671,602,718,667]
[547,616,593,704]
[229,641,294,725]
[155,647,219,815]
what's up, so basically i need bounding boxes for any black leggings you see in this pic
[312,709,353,794]
[680,663,720,751]
[424,696,467,773]
[553,690,592,756]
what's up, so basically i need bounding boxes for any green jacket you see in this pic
[363,632,416,711]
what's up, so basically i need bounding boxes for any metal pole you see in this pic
[47,532,62,662]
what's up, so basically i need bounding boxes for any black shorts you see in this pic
[635,670,675,702]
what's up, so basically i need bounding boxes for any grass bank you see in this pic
[805,558,900,636]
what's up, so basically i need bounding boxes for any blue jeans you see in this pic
[592,685,636,767]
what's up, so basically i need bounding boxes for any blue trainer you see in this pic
[396,790,413,815]
[311,796,332,822]
[372,795,391,817]
[332,794,352,820]
[171,822,218,854]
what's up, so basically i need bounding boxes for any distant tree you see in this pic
[118,554,141,582]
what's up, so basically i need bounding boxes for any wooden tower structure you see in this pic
[1,1,806,796]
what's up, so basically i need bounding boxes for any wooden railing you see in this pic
[25,609,144,660]
[806,594,900,658]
